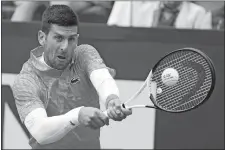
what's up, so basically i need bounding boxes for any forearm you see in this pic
[33,115,74,145]
[90,68,120,108]
[90,68,132,120]
[25,107,83,145]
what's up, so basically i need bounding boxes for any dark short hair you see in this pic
[41,5,79,34]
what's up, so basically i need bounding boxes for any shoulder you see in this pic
[15,59,40,85]
[74,44,106,75]
[74,44,104,65]
[13,73,39,86]
[12,72,41,96]
[75,44,100,57]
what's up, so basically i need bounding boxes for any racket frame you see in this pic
[148,47,216,113]
[104,48,216,116]
[122,70,160,110]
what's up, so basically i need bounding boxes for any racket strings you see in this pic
[157,68,198,106]
[169,68,211,109]
[158,67,198,96]
[156,52,192,70]
[156,53,206,75]
[159,73,198,109]
[151,50,213,112]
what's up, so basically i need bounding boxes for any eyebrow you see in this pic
[53,32,78,37]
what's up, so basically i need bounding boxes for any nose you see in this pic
[60,40,68,51]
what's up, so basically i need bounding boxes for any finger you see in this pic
[92,111,107,127]
[107,107,119,120]
[115,107,126,119]
[114,100,122,108]
[88,121,99,129]
[114,104,127,119]
[119,111,126,119]
[92,117,105,128]
[121,106,132,116]
[111,107,125,121]
[95,111,109,126]
[99,112,109,125]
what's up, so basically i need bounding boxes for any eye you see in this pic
[68,37,75,42]
[69,34,79,42]
[55,35,63,42]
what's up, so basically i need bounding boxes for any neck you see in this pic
[41,53,54,69]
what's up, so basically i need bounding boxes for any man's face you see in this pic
[42,24,78,70]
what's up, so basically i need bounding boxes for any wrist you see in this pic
[105,94,120,109]
[64,106,84,127]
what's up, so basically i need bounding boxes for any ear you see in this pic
[38,30,46,46]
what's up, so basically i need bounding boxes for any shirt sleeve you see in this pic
[12,74,45,123]
[75,44,116,77]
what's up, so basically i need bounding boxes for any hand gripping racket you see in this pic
[104,48,216,116]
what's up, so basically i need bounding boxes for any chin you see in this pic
[56,63,69,70]
[56,66,67,70]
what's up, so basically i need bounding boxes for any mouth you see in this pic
[57,55,66,60]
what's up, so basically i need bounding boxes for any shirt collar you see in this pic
[30,46,71,78]
[38,52,53,69]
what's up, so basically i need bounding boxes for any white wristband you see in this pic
[64,106,84,127]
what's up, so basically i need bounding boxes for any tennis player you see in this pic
[12,5,132,149]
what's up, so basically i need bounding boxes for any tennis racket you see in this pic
[104,47,216,116]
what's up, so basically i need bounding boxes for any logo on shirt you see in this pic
[71,77,80,84]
